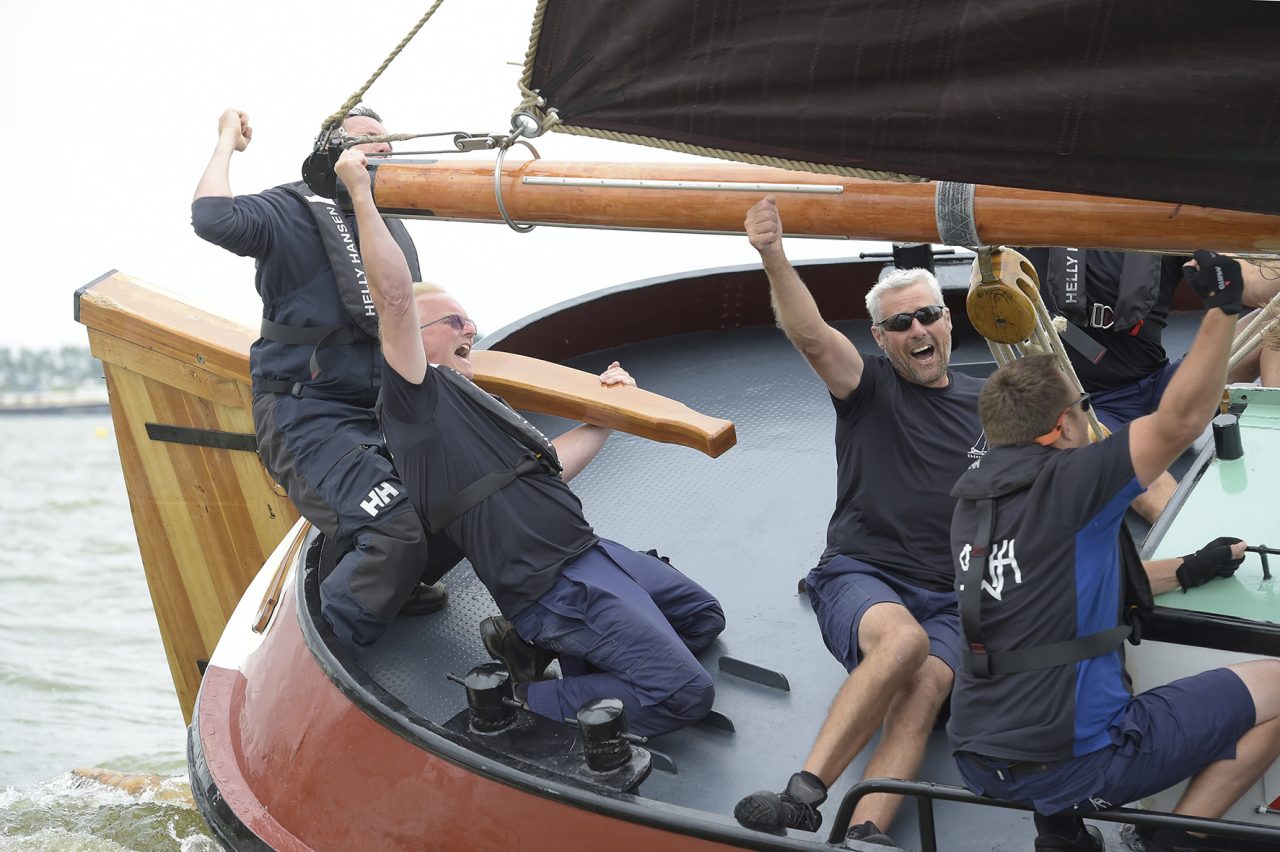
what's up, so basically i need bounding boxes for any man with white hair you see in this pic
[733,197,986,845]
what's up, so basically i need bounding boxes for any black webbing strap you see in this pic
[969,625,1133,677]
[1057,321,1109,366]
[257,318,378,394]
[425,455,546,535]
[961,496,1134,678]
[960,499,996,678]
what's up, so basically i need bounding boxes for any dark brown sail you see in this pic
[524,0,1280,215]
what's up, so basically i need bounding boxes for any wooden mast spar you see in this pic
[360,158,1280,256]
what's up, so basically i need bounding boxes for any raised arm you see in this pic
[745,197,863,399]
[1129,252,1241,486]
[551,361,636,482]
[334,149,427,384]
[194,109,252,201]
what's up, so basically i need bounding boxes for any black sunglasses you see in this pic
[877,305,945,332]
[420,314,476,332]
[1067,392,1092,414]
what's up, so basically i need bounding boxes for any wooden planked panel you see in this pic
[100,356,297,722]
[79,271,254,385]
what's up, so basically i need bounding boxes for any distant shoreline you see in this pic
[0,390,110,415]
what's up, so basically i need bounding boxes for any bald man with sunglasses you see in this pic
[733,197,989,844]
[335,150,726,738]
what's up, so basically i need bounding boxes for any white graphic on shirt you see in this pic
[967,429,989,460]
[957,539,1021,600]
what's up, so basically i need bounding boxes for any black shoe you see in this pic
[733,772,826,833]
[399,581,448,615]
[845,820,896,847]
[479,616,556,683]
[1036,824,1104,852]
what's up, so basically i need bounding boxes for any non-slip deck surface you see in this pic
[353,312,1209,849]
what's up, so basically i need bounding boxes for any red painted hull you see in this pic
[193,583,740,851]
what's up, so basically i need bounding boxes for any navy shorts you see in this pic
[956,667,1256,815]
[806,555,961,675]
[1090,357,1182,432]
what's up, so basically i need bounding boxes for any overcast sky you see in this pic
[7,0,888,353]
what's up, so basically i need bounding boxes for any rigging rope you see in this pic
[319,0,448,133]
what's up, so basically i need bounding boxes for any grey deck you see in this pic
[354,313,1207,850]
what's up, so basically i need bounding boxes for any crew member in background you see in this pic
[192,107,447,655]
[1024,248,1277,523]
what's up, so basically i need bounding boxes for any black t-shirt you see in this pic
[1024,248,1188,391]
[947,430,1144,762]
[378,365,598,617]
[819,356,987,592]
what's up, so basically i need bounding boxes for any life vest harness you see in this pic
[255,182,420,398]
[420,366,564,535]
[1045,249,1162,366]
[958,450,1154,679]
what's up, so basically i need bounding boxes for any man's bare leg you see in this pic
[1131,471,1177,523]
[849,655,953,831]
[1261,322,1280,387]
[801,603,931,785]
[735,602,932,832]
[1173,660,1280,819]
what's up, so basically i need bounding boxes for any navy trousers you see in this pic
[512,539,725,738]
[253,393,430,653]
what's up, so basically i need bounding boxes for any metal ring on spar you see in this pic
[494,114,544,234]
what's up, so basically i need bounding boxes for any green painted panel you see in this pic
[1151,387,1280,622]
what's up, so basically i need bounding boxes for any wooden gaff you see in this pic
[362,158,1280,255]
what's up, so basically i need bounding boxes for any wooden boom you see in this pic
[363,158,1280,255]
[76,272,734,720]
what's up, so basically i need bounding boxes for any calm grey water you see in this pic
[0,414,215,850]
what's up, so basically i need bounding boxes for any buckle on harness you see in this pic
[1089,303,1115,330]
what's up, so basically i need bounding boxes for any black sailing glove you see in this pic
[1176,536,1245,591]
[1183,250,1244,316]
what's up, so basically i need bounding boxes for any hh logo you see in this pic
[360,481,400,516]
[958,538,1021,600]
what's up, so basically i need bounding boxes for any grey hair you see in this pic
[345,105,384,123]
[865,268,944,325]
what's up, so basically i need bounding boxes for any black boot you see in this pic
[1034,814,1104,851]
[399,581,448,615]
[733,771,827,833]
[479,616,556,682]
[845,820,897,847]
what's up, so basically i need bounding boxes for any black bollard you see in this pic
[577,698,631,772]
[1212,413,1244,461]
[462,663,516,732]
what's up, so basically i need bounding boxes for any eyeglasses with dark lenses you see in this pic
[877,305,945,332]
[1068,392,1092,414]
[420,314,476,332]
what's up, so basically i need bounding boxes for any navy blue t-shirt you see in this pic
[378,364,598,617]
[818,355,987,592]
[947,429,1145,762]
